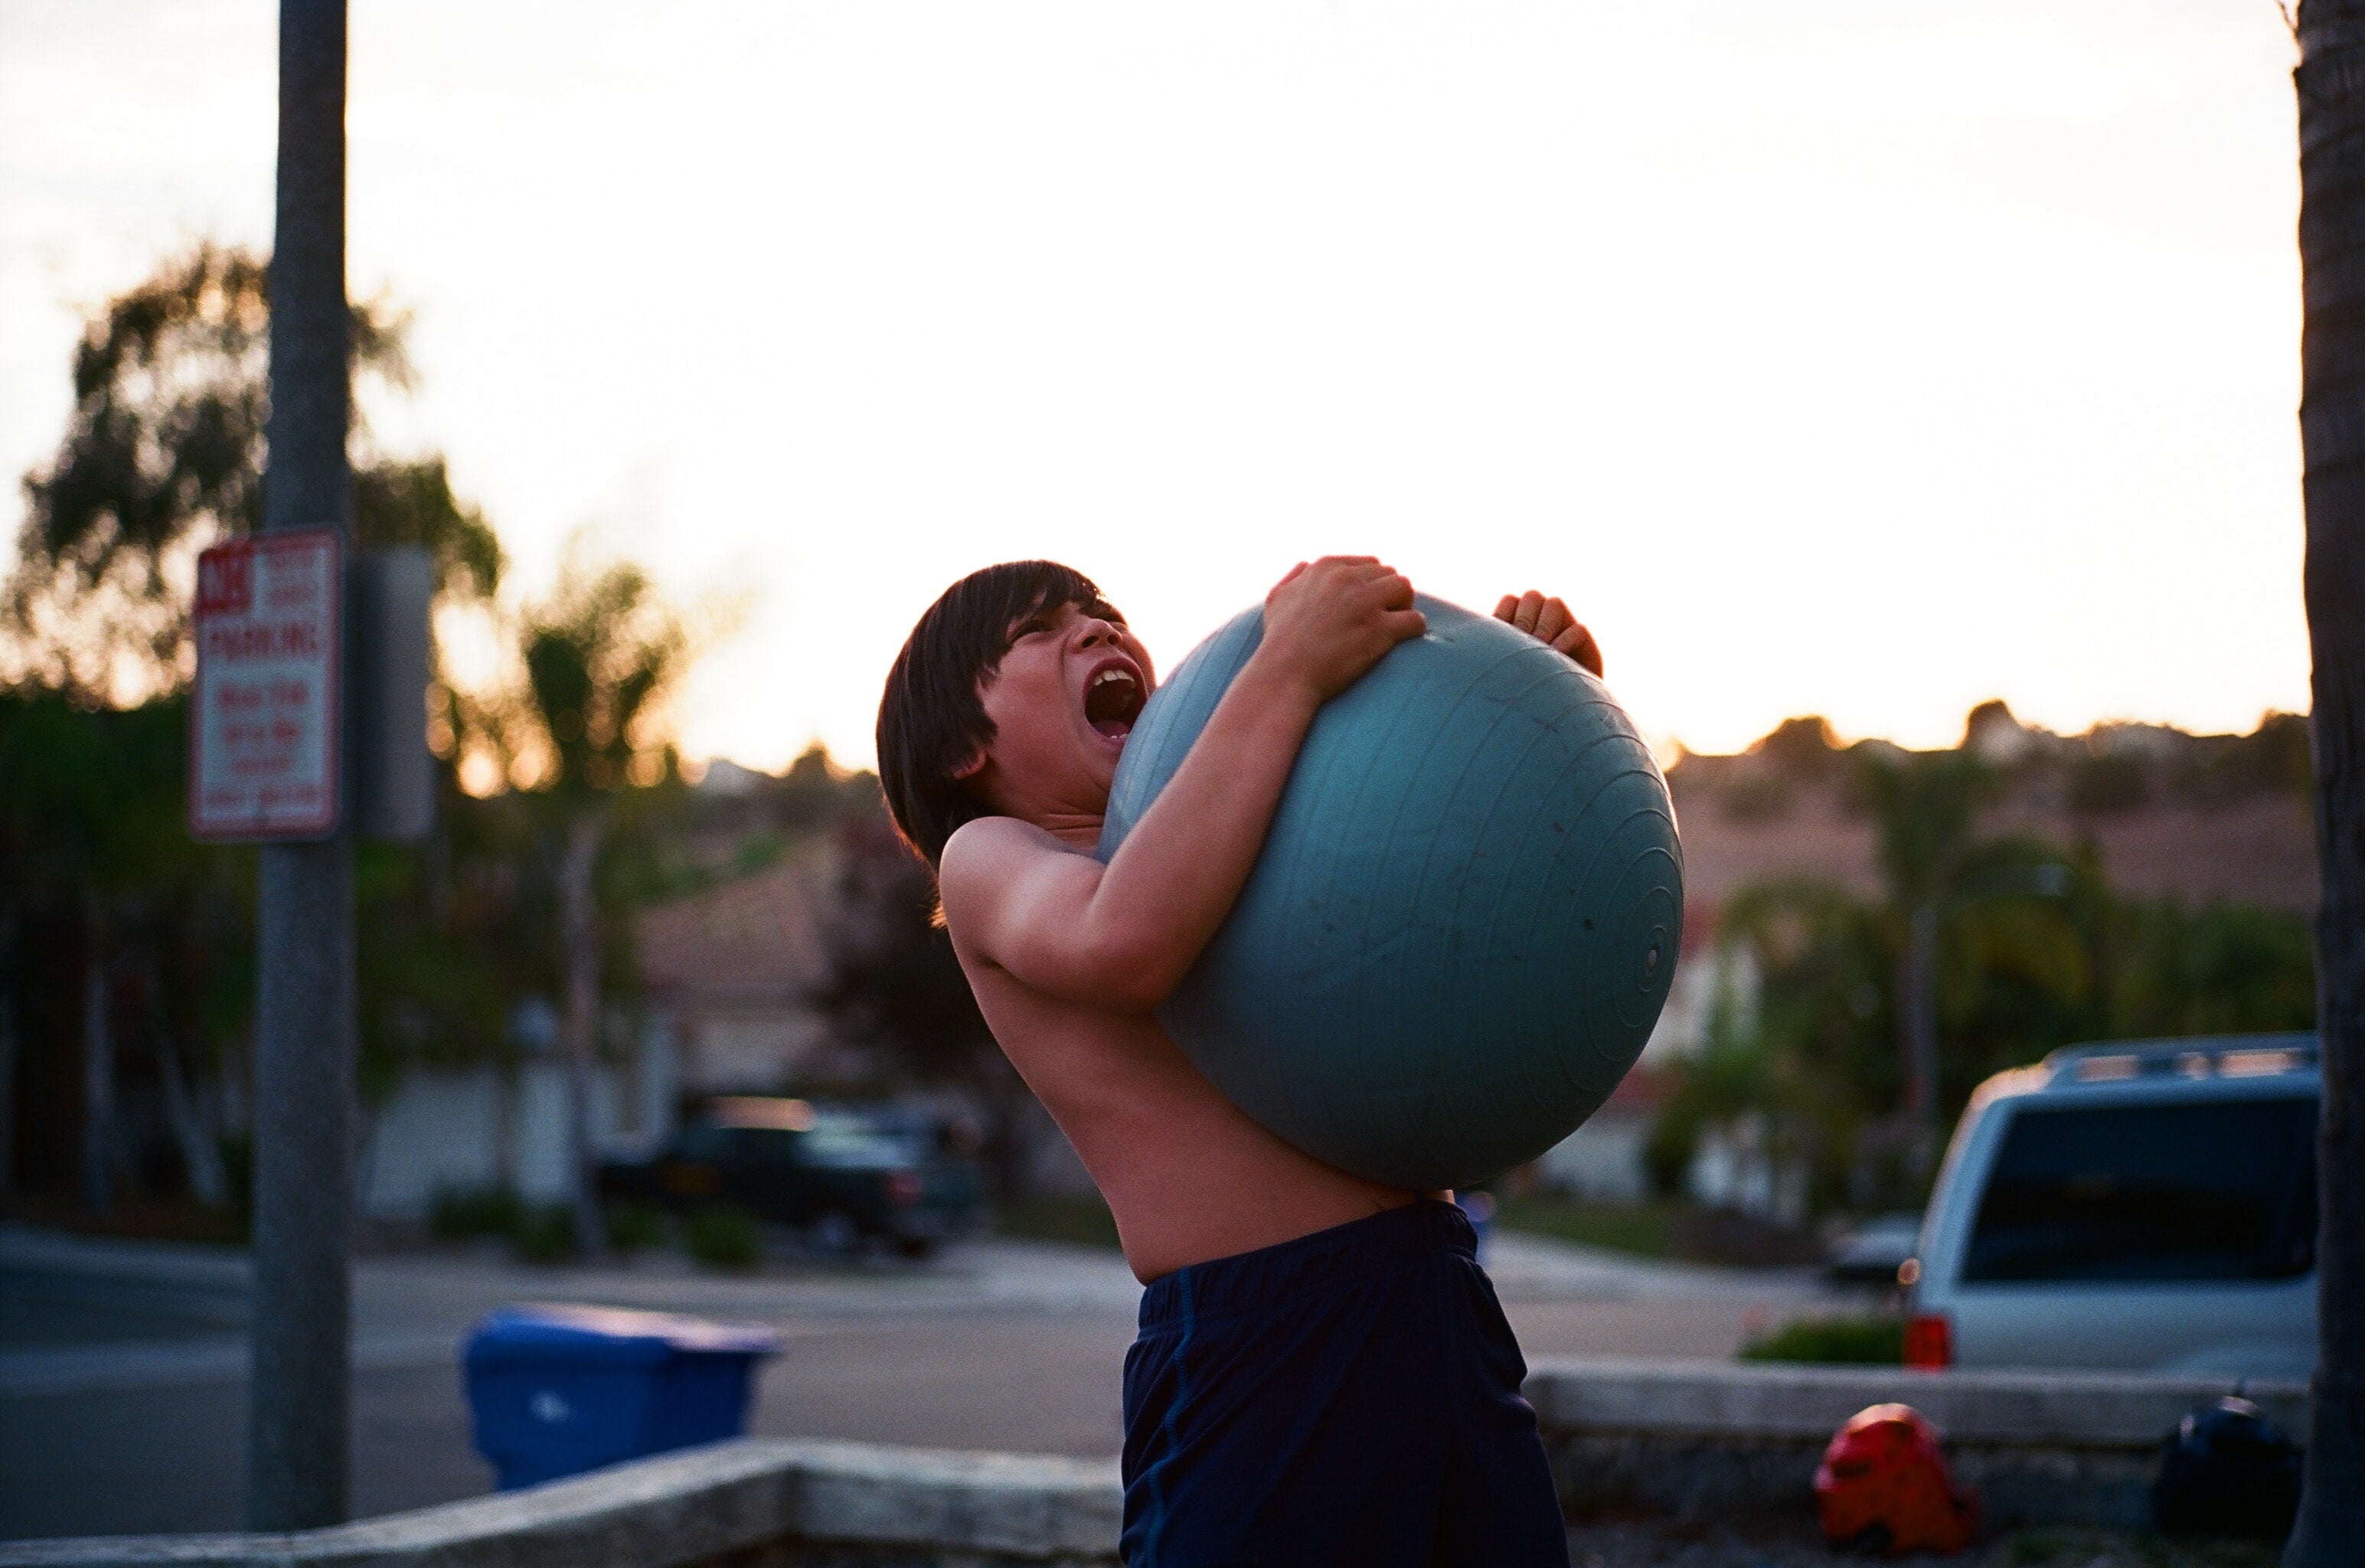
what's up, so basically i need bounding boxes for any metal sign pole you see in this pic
[248,0,355,1530]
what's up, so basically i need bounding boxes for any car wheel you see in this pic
[812,1210,861,1258]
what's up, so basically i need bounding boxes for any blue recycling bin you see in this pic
[462,1303,780,1490]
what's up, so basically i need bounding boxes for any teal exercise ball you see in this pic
[1097,594,1684,1191]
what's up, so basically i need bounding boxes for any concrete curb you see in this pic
[0,1441,1124,1568]
[1524,1358,2311,1529]
[1523,1357,2311,1445]
[0,1363,2313,1563]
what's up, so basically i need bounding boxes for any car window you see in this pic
[802,1129,914,1168]
[739,1128,802,1161]
[1963,1096,2317,1283]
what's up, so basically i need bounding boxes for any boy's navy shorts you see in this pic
[1119,1199,1569,1567]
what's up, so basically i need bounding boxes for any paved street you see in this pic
[0,1225,1839,1544]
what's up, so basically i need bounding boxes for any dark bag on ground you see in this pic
[2151,1396,2301,1540]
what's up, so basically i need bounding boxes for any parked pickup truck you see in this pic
[600,1097,984,1258]
[1904,1034,2318,1380]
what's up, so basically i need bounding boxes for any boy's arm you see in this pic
[940,558,1423,1013]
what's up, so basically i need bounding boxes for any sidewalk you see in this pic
[2,1220,1837,1398]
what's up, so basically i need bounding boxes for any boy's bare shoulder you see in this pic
[942,812,1067,864]
[939,815,1089,916]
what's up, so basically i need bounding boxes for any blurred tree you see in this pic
[1756,715,1843,779]
[2,244,508,1217]
[1854,747,1996,1177]
[1693,848,2311,1216]
[1648,882,1875,1210]
[2066,750,2150,818]
[812,814,1040,1200]
[0,692,229,1210]
[2104,901,2318,1041]
[511,553,693,1254]
[6,243,501,701]
[2290,7,2365,1553]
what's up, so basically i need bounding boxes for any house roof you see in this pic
[1601,1063,1677,1115]
[635,844,834,1005]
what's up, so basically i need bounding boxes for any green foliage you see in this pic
[603,1200,671,1254]
[993,1195,1124,1250]
[1739,1313,1904,1364]
[0,690,251,1122]
[6,243,499,703]
[2184,710,2312,804]
[216,1132,253,1233]
[2107,902,2318,1038]
[429,1184,524,1240]
[513,551,690,799]
[685,1204,763,1270]
[1491,1197,1673,1259]
[1668,836,2315,1214]
[1655,884,1890,1209]
[1756,714,1842,777]
[1854,746,1996,906]
[2069,750,2150,816]
[509,1203,583,1263]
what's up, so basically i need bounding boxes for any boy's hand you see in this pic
[1494,591,1602,677]
[1257,557,1427,703]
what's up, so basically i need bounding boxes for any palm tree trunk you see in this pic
[2291,7,2365,1560]
[1899,900,1941,1185]
[557,808,607,1257]
[80,902,112,1213]
[0,984,15,1201]
[155,1027,229,1209]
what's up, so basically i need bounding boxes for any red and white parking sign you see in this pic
[191,529,341,841]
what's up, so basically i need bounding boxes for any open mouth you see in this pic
[1084,660,1147,741]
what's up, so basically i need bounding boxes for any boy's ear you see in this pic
[950,748,986,782]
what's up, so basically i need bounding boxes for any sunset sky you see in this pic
[0,1,2309,773]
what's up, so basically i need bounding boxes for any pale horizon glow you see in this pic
[0,1,2311,773]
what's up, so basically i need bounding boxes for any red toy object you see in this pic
[1813,1403,1979,1554]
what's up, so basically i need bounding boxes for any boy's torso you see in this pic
[952,933,1416,1282]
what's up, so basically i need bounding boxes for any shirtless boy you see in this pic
[876,557,1601,1566]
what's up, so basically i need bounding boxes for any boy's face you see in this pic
[963,598,1155,822]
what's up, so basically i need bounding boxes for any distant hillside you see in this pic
[1667,703,2315,916]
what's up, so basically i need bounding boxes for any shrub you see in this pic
[604,1201,671,1255]
[430,1184,523,1240]
[217,1132,254,1237]
[508,1204,581,1264]
[686,1204,763,1270]
[992,1195,1122,1250]
[1739,1313,1904,1364]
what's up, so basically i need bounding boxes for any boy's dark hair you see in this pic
[877,560,1111,867]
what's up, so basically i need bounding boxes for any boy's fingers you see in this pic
[1514,590,1547,634]
[1553,622,1604,677]
[1533,597,1574,642]
[1382,609,1428,640]
[1494,594,1520,622]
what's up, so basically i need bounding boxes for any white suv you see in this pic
[1904,1034,2318,1380]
